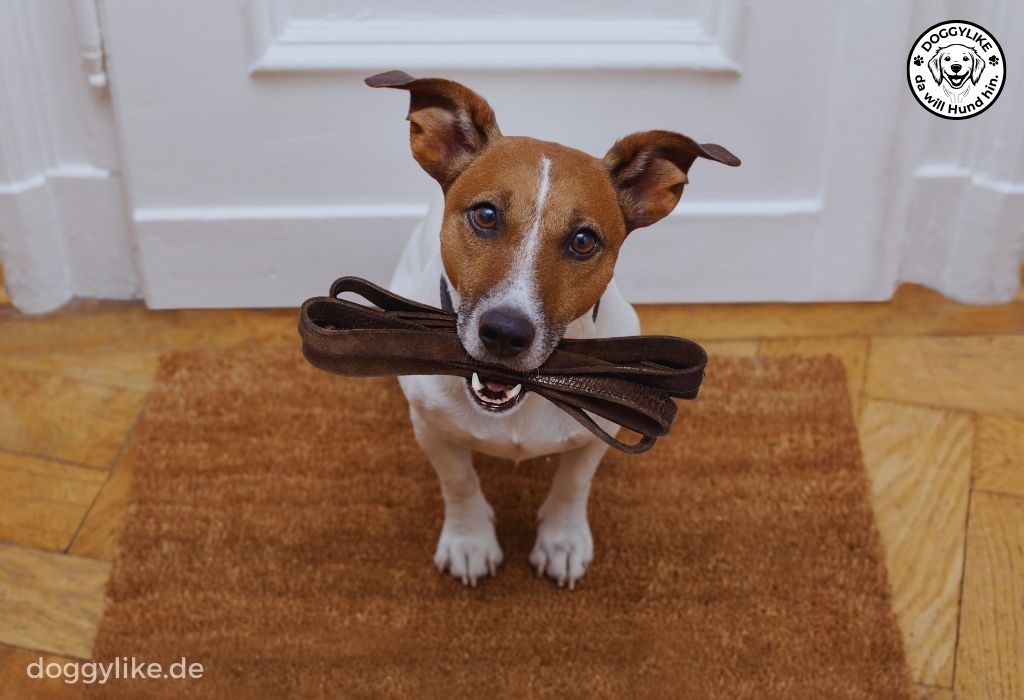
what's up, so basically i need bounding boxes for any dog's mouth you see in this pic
[947,73,968,87]
[466,371,525,412]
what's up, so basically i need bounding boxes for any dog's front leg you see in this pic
[409,408,502,586]
[530,438,608,589]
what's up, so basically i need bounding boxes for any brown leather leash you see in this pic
[298,277,707,454]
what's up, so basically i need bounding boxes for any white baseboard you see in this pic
[0,176,71,313]
[135,205,424,308]
[618,199,825,303]
[53,169,140,300]
[134,199,831,308]
[0,167,138,312]
[903,166,1024,304]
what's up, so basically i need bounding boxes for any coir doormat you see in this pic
[92,349,911,698]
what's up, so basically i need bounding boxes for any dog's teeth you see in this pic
[469,372,523,407]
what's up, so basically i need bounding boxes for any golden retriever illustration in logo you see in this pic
[928,43,985,102]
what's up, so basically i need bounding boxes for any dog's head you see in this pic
[367,71,738,406]
[928,44,984,90]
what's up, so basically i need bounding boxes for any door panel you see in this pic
[92,0,1017,307]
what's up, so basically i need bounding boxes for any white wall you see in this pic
[0,0,1021,312]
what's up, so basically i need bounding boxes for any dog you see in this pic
[929,43,985,103]
[370,71,739,588]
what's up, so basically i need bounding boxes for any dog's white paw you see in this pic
[434,510,503,587]
[530,503,593,590]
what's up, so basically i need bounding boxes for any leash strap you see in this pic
[299,277,707,454]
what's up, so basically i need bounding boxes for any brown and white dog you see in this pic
[371,71,739,588]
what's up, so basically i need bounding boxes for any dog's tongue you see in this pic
[485,378,513,392]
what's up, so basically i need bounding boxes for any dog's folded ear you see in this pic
[366,71,502,190]
[603,130,740,232]
[971,49,985,84]
[928,52,944,85]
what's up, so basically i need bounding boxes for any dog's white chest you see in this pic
[398,374,596,461]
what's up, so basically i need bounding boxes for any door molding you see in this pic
[245,0,748,73]
[133,198,820,308]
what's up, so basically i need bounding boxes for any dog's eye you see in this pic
[944,56,950,61]
[568,228,599,258]
[469,203,499,232]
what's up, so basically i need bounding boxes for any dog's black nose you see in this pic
[951,63,962,73]
[479,307,535,358]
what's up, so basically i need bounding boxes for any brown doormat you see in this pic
[92,349,911,699]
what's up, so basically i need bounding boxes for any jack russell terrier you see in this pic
[369,71,739,589]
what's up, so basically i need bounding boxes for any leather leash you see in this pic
[298,277,707,454]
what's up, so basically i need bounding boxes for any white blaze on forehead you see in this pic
[508,155,552,303]
[523,156,552,266]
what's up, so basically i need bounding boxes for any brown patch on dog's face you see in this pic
[366,71,740,371]
[440,137,627,369]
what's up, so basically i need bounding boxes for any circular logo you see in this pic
[907,20,1005,119]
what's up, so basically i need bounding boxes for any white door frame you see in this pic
[0,0,137,313]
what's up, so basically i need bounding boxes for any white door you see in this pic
[2,0,1021,311]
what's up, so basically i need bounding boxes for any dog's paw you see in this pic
[530,503,593,590]
[434,515,503,587]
